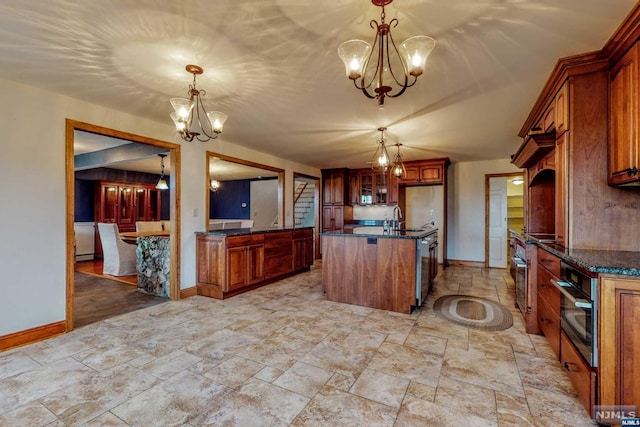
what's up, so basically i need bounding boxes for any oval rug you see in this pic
[433,295,513,331]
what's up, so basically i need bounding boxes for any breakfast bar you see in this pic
[321,227,438,314]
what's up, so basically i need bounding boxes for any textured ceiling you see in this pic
[0,0,636,169]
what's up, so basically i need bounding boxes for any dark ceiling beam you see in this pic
[74,143,168,171]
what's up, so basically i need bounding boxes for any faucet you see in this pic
[392,206,403,229]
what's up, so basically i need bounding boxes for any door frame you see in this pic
[484,172,523,268]
[65,119,181,331]
[293,172,321,260]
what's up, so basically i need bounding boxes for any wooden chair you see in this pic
[136,221,163,233]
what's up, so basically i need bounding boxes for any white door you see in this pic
[488,177,508,268]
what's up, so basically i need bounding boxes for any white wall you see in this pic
[406,186,444,263]
[0,77,319,337]
[447,159,521,263]
[250,180,278,228]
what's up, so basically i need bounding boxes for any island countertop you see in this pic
[321,226,437,240]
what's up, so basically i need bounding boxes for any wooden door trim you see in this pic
[66,119,181,332]
[293,172,321,260]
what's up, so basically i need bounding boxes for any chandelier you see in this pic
[391,143,407,178]
[338,0,435,106]
[170,65,228,142]
[371,127,391,172]
[156,154,169,190]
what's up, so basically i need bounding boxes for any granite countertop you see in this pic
[322,226,438,240]
[196,226,314,237]
[526,234,640,277]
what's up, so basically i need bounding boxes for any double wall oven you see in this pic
[512,241,527,316]
[552,261,598,368]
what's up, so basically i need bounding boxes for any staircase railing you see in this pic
[293,182,309,205]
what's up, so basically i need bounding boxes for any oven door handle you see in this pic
[513,257,526,268]
[550,279,592,309]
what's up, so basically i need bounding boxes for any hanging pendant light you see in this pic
[210,179,221,192]
[156,154,169,190]
[391,143,407,178]
[371,127,391,172]
[338,0,436,106]
[170,65,228,142]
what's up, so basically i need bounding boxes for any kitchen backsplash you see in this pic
[353,205,396,220]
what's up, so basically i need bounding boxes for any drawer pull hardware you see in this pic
[563,361,579,372]
[540,317,551,324]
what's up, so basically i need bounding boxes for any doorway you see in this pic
[65,119,181,331]
[485,172,524,268]
[293,173,321,260]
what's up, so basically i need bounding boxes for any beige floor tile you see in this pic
[349,368,409,409]
[82,411,131,426]
[406,381,436,401]
[200,355,265,388]
[0,401,58,426]
[273,361,333,398]
[367,342,443,387]
[524,385,593,426]
[434,376,497,421]
[141,349,202,380]
[395,395,498,426]
[515,352,576,395]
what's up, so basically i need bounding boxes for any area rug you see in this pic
[433,295,513,331]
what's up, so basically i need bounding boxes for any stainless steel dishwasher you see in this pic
[416,236,432,306]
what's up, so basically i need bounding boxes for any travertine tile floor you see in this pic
[0,264,594,426]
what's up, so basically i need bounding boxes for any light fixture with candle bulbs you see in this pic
[371,127,391,172]
[338,0,435,106]
[210,179,221,192]
[170,65,228,142]
[156,154,169,190]
[391,143,407,178]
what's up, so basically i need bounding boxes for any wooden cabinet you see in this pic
[555,81,569,135]
[554,133,568,246]
[609,43,640,186]
[560,331,596,416]
[349,172,360,205]
[293,228,314,270]
[399,159,448,185]
[227,235,265,291]
[322,168,349,205]
[94,181,162,258]
[196,229,313,299]
[599,275,640,411]
[322,205,353,232]
[353,171,394,205]
[537,248,561,358]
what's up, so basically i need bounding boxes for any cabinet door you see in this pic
[555,133,568,246]
[118,186,135,226]
[349,173,360,205]
[402,166,420,183]
[135,188,147,221]
[246,244,264,284]
[555,81,569,135]
[374,173,388,204]
[387,173,399,205]
[322,206,334,232]
[227,247,247,291]
[609,44,639,185]
[292,239,305,270]
[420,165,443,184]
[101,185,118,222]
[304,237,313,267]
[148,189,160,220]
[332,206,344,231]
[360,173,373,205]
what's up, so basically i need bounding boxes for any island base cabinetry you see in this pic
[322,234,417,314]
[196,229,313,299]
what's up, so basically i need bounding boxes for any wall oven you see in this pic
[551,261,598,367]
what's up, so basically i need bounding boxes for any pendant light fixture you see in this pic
[391,143,407,178]
[156,154,169,190]
[170,65,228,142]
[210,179,221,192]
[371,127,391,172]
[338,0,436,106]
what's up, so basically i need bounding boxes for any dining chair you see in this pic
[223,221,242,229]
[161,220,171,232]
[136,221,164,233]
[97,223,137,276]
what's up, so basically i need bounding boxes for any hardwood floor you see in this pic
[73,260,167,328]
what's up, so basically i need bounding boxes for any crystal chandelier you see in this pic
[391,143,407,178]
[338,0,435,106]
[170,65,228,142]
[371,127,391,172]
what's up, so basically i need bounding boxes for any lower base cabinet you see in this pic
[196,229,313,299]
[560,332,596,416]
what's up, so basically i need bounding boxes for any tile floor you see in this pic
[0,264,594,426]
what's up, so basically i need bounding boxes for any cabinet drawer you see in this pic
[537,294,561,358]
[537,247,560,277]
[265,232,293,255]
[537,265,560,316]
[560,332,595,415]
[293,228,312,238]
[265,255,293,279]
[227,234,264,248]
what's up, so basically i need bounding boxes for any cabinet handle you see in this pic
[540,283,547,289]
[540,317,551,324]
[563,362,579,373]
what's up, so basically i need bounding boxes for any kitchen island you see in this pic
[321,227,437,314]
[195,226,314,299]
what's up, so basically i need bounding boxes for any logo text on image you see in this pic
[594,406,638,424]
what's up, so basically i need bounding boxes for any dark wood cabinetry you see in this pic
[322,205,353,232]
[94,180,161,258]
[399,159,448,185]
[351,170,397,205]
[322,168,349,205]
[537,247,561,358]
[196,228,313,299]
[560,331,596,416]
[609,43,640,186]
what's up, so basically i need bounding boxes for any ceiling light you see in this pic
[170,65,228,142]
[391,143,407,178]
[156,154,169,190]
[210,179,221,192]
[338,0,435,106]
[371,127,391,172]
[512,178,524,185]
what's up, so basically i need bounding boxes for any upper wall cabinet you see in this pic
[399,159,450,186]
[322,168,350,205]
[609,43,640,186]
